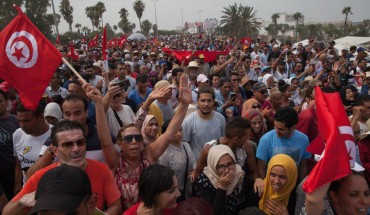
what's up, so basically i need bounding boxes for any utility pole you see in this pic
[181,9,184,33]
[152,0,158,37]
[50,0,59,36]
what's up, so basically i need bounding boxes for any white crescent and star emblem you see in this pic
[5,31,38,68]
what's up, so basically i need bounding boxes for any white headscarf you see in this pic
[44,102,62,121]
[203,144,244,195]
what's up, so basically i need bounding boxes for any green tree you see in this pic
[323,23,342,40]
[152,24,158,37]
[141,19,152,35]
[342,6,352,35]
[219,3,261,40]
[352,19,370,36]
[95,1,106,28]
[0,0,23,30]
[133,0,145,32]
[105,23,115,38]
[24,0,54,39]
[75,23,81,32]
[293,12,304,39]
[59,0,73,32]
[270,13,280,37]
[81,26,91,36]
[85,6,100,31]
[113,25,118,32]
[118,7,132,33]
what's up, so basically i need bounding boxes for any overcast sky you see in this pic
[50,0,370,33]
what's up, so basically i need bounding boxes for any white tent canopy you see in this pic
[334,36,370,51]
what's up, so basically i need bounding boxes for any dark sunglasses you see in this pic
[58,139,86,150]
[252,104,262,109]
[121,134,143,144]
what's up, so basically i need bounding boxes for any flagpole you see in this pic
[61,57,87,85]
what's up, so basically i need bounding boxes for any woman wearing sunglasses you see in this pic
[98,74,192,210]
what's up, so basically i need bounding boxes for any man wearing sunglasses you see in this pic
[4,120,122,215]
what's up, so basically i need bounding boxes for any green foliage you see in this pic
[0,0,23,31]
[60,31,81,44]
[24,0,54,39]
[118,7,133,34]
[219,3,261,40]
[142,19,152,36]
[152,24,158,36]
[342,6,352,35]
[133,0,145,32]
[85,6,100,31]
[59,0,73,32]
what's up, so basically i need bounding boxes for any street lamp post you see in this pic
[50,0,59,36]
[181,9,184,33]
[152,0,158,37]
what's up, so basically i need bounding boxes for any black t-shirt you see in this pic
[0,114,20,163]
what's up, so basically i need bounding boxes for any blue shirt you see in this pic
[256,129,311,167]
[128,88,153,107]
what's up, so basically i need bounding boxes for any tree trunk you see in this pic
[69,23,72,32]
[91,20,94,31]
[344,14,348,35]
[139,18,142,32]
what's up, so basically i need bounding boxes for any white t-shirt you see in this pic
[106,105,135,137]
[13,125,52,181]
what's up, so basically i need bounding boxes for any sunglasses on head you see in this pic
[120,134,143,144]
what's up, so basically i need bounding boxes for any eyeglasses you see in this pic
[216,161,236,172]
[252,104,262,109]
[120,134,143,144]
[58,139,86,150]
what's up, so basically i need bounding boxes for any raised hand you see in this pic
[83,83,103,103]
[178,74,192,104]
[148,86,172,100]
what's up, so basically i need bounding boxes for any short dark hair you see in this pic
[16,103,44,117]
[62,94,88,111]
[219,78,231,87]
[216,54,224,61]
[176,197,214,215]
[0,89,7,100]
[230,72,239,77]
[197,86,215,100]
[51,120,85,146]
[136,74,148,84]
[225,117,250,138]
[274,106,298,128]
[139,164,174,208]
[172,67,184,78]
[84,64,93,70]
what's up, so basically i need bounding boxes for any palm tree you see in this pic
[85,6,100,31]
[133,0,145,32]
[293,12,304,39]
[113,25,118,32]
[119,8,129,20]
[59,0,73,32]
[342,6,352,35]
[219,3,261,40]
[75,23,81,33]
[81,26,90,36]
[271,13,280,37]
[142,19,152,35]
[95,2,106,28]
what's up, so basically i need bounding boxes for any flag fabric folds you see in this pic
[102,26,107,60]
[0,8,62,110]
[68,43,79,61]
[119,35,127,47]
[303,86,354,193]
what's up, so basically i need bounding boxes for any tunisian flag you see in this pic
[68,43,79,61]
[102,26,107,60]
[303,86,354,193]
[119,35,127,47]
[88,34,98,48]
[0,8,62,110]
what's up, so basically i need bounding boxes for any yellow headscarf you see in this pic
[259,154,297,215]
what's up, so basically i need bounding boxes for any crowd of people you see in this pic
[0,33,370,215]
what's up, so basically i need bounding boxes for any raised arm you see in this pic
[83,83,120,170]
[305,183,330,215]
[102,83,122,113]
[145,75,191,162]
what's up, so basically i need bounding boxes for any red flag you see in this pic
[0,7,62,110]
[68,43,79,61]
[303,86,354,193]
[88,34,98,48]
[108,38,117,48]
[81,37,86,43]
[119,35,127,47]
[240,37,252,45]
[56,34,60,45]
[102,26,107,60]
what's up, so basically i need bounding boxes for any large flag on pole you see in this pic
[303,86,355,193]
[0,6,62,110]
[102,26,107,60]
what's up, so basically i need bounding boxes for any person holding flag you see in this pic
[301,86,370,214]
